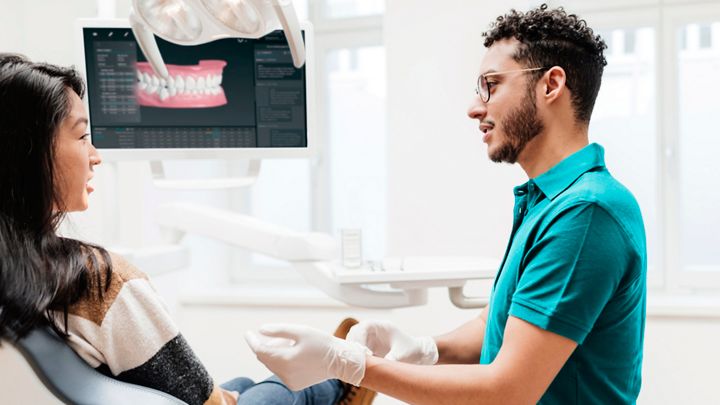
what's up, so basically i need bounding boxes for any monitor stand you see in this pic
[150,159,262,190]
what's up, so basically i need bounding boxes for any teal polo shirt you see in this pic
[480,143,647,404]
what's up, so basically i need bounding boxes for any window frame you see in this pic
[661,2,720,291]
[580,7,665,289]
[227,2,385,285]
[574,1,720,293]
[307,2,384,234]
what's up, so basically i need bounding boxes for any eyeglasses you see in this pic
[475,67,548,103]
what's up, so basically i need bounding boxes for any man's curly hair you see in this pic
[483,4,607,123]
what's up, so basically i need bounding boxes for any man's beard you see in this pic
[489,86,544,164]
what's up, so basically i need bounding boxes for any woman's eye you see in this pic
[80,133,90,140]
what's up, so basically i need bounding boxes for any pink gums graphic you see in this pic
[135,60,228,108]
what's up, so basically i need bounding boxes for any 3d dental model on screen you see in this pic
[135,60,228,108]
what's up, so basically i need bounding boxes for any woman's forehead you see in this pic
[64,91,87,124]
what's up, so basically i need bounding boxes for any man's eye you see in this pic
[487,81,498,89]
[80,133,90,140]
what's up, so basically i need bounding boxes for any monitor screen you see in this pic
[80,23,311,159]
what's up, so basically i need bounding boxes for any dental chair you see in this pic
[12,326,187,405]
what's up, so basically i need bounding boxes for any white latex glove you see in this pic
[244,323,370,391]
[346,320,439,365]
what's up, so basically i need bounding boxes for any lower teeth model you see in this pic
[135,60,228,108]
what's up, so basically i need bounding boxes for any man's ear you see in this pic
[542,66,566,104]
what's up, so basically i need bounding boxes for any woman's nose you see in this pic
[89,145,102,166]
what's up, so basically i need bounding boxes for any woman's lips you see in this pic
[86,183,94,194]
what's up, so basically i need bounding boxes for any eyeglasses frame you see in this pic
[475,67,550,103]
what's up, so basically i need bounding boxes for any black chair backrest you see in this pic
[13,326,187,405]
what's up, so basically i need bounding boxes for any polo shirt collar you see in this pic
[533,143,606,201]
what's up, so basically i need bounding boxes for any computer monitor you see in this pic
[75,19,315,160]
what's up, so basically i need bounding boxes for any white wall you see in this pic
[384,0,529,258]
[0,0,97,66]
[1,1,720,404]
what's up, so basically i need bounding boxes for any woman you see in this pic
[0,54,371,405]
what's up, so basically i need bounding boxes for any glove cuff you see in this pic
[418,336,439,365]
[334,340,370,386]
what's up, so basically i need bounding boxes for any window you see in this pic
[234,1,387,281]
[677,21,720,274]
[326,46,386,259]
[582,1,720,291]
[322,0,384,19]
[590,27,658,277]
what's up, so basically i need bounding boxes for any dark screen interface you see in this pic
[82,28,307,149]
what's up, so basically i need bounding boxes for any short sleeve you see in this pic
[509,203,634,344]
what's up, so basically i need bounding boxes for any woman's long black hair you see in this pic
[0,53,111,342]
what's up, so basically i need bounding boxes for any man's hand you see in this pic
[346,320,438,365]
[245,323,369,391]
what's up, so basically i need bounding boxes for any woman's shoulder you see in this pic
[105,251,149,283]
[68,249,155,324]
[84,248,149,286]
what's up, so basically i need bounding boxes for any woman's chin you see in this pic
[67,197,90,213]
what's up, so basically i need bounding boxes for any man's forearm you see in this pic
[434,311,487,364]
[361,356,511,405]
[360,316,576,405]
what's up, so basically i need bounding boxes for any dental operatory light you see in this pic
[130,0,305,79]
[135,0,203,41]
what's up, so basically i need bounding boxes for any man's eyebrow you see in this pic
[480,69,498,76]
[72,117,89,129]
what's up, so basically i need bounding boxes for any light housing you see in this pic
[130,0,305,79]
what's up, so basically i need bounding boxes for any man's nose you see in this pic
[467,95,487,120]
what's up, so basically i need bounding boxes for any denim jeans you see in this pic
[221,375,345,405]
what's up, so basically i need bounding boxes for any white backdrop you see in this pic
[385,0,528,258]
[1,0,719,404]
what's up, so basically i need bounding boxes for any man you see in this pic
[246,4,647,404]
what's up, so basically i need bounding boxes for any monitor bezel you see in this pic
[75,18,316,161]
